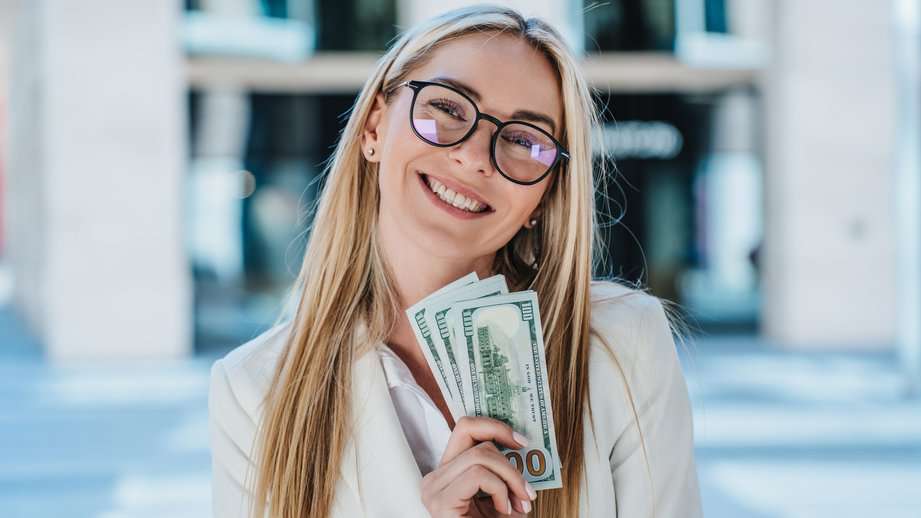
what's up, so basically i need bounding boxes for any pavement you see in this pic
[1,303,919,517]
[684,335,921,518]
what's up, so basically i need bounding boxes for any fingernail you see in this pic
[506,497,512,515]
[513,431,529,447]
[522,498,532,513]
[526,481,537,500]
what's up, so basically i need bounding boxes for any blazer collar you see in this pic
[338,335,432,518]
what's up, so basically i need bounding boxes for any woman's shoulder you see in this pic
[588,279,674,358]
[209,321,293,422]
[586,280,687,434]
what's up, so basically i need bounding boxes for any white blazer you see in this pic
[208,281,703,517]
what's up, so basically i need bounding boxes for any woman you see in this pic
[209,5,702,518]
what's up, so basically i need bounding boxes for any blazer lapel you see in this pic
[338,342,432,518]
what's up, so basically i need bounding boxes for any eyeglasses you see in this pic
[397,80,570,186]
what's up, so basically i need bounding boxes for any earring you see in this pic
[528,218,538,228]
[368,147,375,156]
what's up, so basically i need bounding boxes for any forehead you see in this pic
[411,32,564,134]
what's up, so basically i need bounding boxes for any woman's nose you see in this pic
[446,122,496,177]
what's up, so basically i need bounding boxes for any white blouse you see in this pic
[375,343,453,476]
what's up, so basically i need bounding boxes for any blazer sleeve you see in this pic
[607,296,703,518]
[209,358,261,518]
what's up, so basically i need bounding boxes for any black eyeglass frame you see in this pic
[398,79,570,186]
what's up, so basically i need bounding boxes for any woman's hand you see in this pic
[420,416,538,517]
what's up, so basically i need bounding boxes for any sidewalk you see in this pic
[685,335,921,518]
[1,303,919,517]
[0,303,216,518]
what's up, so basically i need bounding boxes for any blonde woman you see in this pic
[209,5,702,518]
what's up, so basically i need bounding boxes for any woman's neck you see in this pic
[376,214,495,321]
[376,214,493,424]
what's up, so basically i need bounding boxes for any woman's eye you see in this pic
[504,133,536,148]
[430,100,465,119]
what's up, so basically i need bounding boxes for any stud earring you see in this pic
[368,147,375,156]
[528,218,538,228]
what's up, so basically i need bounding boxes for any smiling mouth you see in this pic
[418,172,492,214]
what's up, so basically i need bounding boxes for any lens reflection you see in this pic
[495,123,558,182]
[412,84,474,145]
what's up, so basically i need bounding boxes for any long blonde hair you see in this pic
[251,5,608,517]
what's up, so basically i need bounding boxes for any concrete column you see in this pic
[894,0,921,393]
[762,1,897,347]
[6,1,191,360]
[0,0,16,262]
[187,0,256,283]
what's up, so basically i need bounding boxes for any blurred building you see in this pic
[0,0,916,380]
[180,0,770,353]
[3,1,190,360]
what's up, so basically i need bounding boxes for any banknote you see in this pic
[404,272,479,417]
[422,275,509,415]
[448,291,562,490]
[429,271,479,299]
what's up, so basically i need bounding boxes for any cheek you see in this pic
[500,186,545,222]
[474,186,545,248]
[377,124,420,192]
[381,99,417,156]
[381,111,429,172]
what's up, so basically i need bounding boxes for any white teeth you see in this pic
[424,174,487,213]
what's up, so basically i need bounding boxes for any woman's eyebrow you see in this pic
[509,109,557,134]
[428,76,558,133]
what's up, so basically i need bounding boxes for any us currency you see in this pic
[448,290,562,490]
[404,272,479,418]
[429,271,479,299]
[422,274,509,415]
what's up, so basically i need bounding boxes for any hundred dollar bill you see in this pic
[404,272,479,418]
[448,291,562,490]
[422,275,509,415]
[429,271,479,299]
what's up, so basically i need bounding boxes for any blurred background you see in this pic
[1,0,919,516]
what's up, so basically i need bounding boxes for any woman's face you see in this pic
[364,32,564,262]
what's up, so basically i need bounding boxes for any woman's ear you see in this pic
[362,92,387,162]
[524,206,543,229]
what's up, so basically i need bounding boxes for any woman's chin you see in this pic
[403,220,486,259]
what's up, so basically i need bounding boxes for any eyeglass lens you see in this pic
[411,83,559,183]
